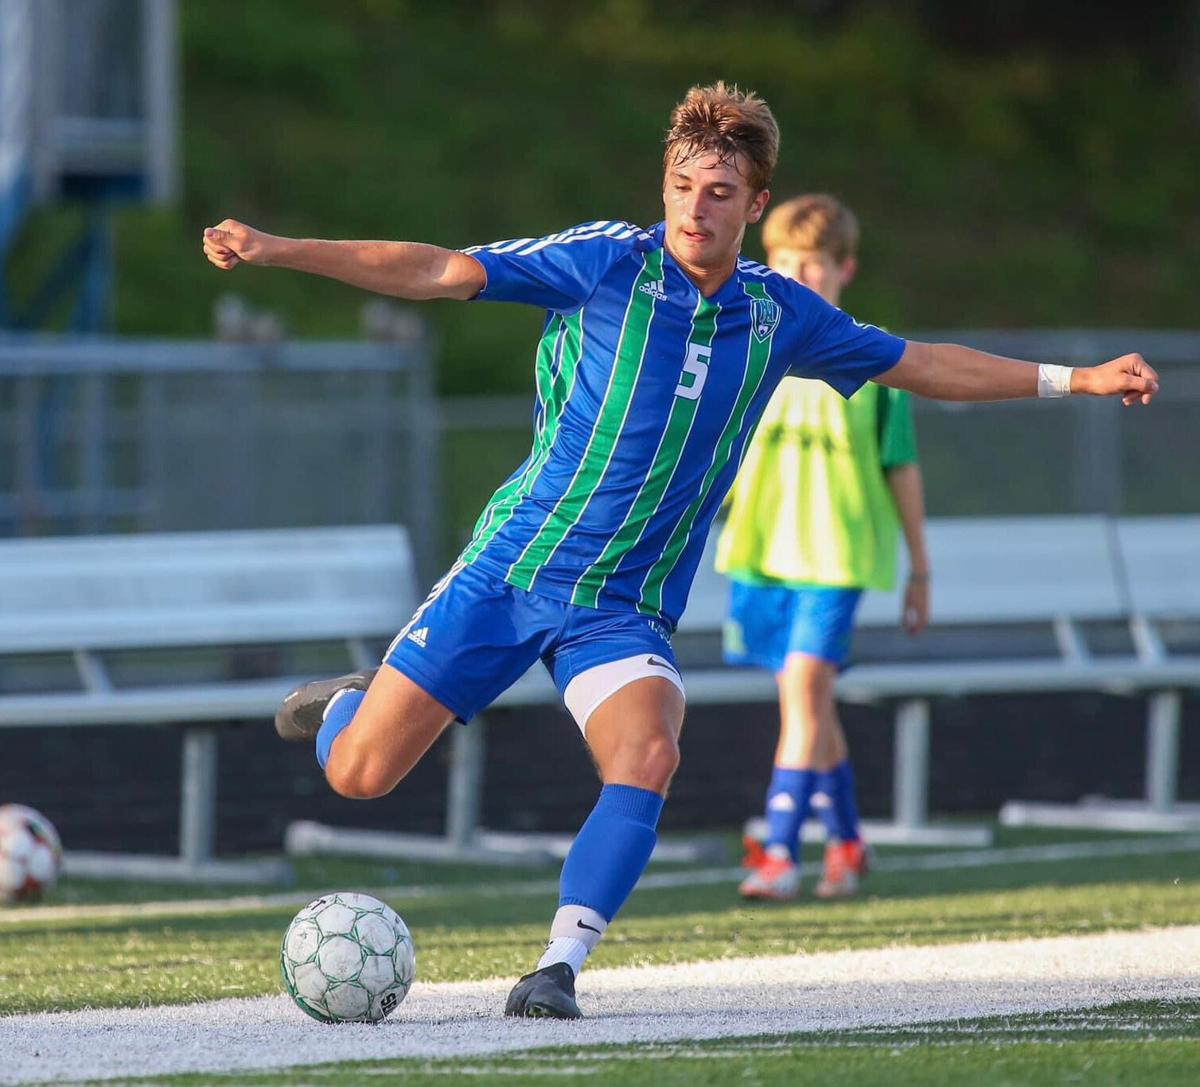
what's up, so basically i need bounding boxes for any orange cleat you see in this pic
[813,839,869,899]
[741,833,768,870]
[738,853,801,901]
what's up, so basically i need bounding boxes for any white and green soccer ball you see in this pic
[280,892,415,1023]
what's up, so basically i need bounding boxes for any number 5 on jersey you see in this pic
[676,341,709,400]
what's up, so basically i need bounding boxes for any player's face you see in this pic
[663,152,769,276]
[769,247,856,307]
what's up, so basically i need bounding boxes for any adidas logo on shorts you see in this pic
[407,626,429,648]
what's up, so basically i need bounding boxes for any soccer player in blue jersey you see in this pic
[203,82,1158,1019]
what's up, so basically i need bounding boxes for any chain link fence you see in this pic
[3,327,1196,578]
[437,330,1200,558]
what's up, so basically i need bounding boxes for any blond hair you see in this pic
[762,193,860,262]
[663,82,780,192]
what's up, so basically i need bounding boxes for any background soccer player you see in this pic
[718,194,929,901]
[202,83,1158,1019]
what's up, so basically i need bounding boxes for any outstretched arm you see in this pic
[201,219,486,301]
[876,341,1159,407]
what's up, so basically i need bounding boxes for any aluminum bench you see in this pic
[0,524,417,882]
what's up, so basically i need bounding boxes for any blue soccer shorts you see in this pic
[723,579,863,672]
[382,560,681,726]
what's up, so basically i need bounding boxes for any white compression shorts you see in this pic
[562,653,686,736]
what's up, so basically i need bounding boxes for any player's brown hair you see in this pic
[761,193,860,262]
[663,82,780,193]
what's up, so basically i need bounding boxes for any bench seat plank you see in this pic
[0,677,311,727]
[0,525,416,654]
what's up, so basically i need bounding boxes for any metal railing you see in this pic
[0,317,442,580]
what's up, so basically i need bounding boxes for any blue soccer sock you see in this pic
[539,784,663,977]
[813,785,842,842]
[315,688,365,770]
[763,767,819,861]
[818,760,862,843]
[558,783,664,921]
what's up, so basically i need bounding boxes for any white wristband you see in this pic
[1037,363,1073,398]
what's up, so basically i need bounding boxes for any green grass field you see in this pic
[2,825,1200,1079]
[2,827,1198,1085]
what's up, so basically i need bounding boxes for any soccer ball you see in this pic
[0,804,63,903]
[280,892,415,1023]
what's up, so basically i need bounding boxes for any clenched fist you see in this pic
[202,219,278,270]
[1077,353,1160,407]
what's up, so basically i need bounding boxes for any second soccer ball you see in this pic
[0,804,62,904]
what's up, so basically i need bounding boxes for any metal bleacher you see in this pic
[677,514,1200,843]
[2,515,1196,879]
[998,515,1200,831]
[0,525,417,883]
[296,514,1200,865]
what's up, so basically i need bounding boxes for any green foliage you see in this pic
[7,2,1198,393]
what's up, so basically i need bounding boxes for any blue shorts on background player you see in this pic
[724,581,862,673]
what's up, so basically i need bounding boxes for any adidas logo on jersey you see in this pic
[638,279,668,301]
[406,626,429,648]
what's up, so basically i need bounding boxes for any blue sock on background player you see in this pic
[813,783,841,842]
[764,766,819,861]
[538,783,663,976]
[818,760,861,843]
[315,689,365,769]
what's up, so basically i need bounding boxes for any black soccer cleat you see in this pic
[274,667,378,743]
[503,962,582,1020]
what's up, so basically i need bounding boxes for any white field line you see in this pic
[2,926,1199,1085]
[5,832,1200,927]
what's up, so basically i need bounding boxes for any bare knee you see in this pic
[642,732,681,791]
[605,732,680,794]
[777,653,841,767]
[780,653,836,710]
[584,675,685,794]
[324,741,402,800]
[654,736,682,790]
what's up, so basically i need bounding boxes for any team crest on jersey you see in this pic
[750,297,781,342]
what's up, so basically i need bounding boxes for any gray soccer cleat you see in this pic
[274,667,378,743]
[503,962,582,1019]
[738,854,802,901]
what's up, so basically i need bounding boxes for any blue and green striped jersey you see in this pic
[461,220,905,628]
